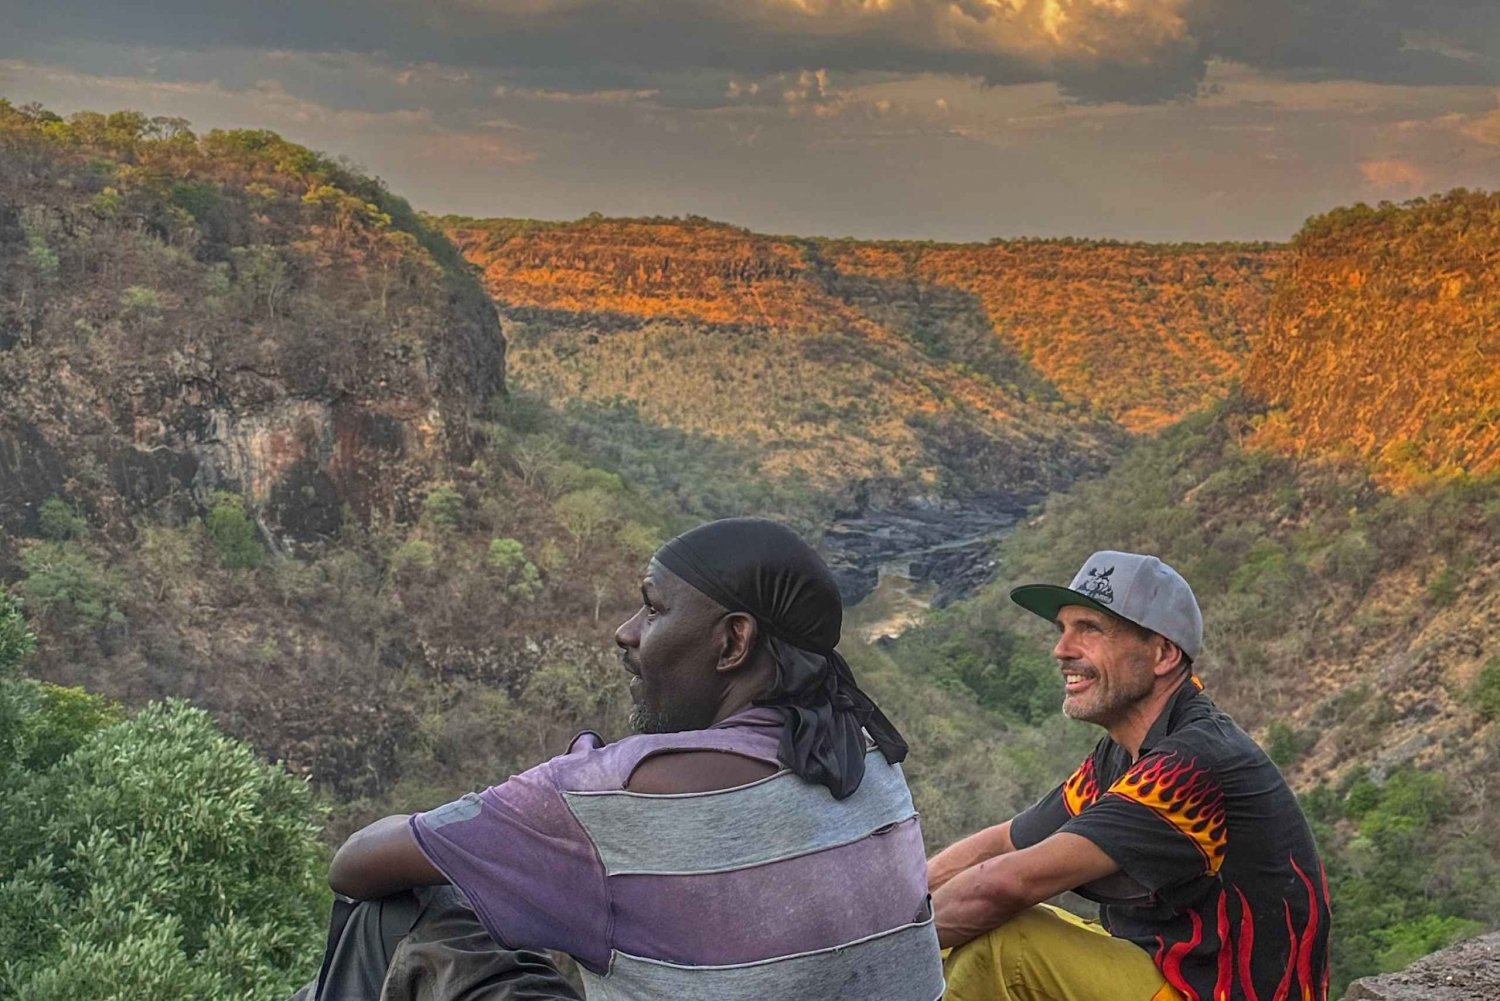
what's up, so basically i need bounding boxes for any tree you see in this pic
[553,488,613,558]
[0,700,327,1000]
[205,492,263,569]
[487,538,541,601]
[0,594,34,677]
[37,497,86,541]
[17,542,122,637]
[421,486,465,534]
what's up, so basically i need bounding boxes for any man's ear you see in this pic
[1151,636,1185,678]
[717,612,760,673]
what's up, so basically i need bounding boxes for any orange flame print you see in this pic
[1106,751,1228,873]
[1063,756,1101,816]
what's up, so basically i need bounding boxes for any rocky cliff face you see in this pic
[0,110,505,548]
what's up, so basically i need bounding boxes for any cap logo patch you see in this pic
[1078,566,1115,604]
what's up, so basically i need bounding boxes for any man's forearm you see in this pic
[932,832,1120,950]
[927,820,1014,893]
[931,857,1031,949]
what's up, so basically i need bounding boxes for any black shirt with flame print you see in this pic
[1011,677,1331,1001]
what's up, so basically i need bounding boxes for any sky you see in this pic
[3,0,1499,242]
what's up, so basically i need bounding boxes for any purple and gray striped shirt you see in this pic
[410,706,943,1000]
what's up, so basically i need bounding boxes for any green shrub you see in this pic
[391,538,436,574]
[37,497,87,541]
[17,542,122,635]
[1426,564,1459,606]
[1265,719,1311,767]
[0,699,327,1000]
[204,492,262,569]
[1373,914,1486,973]
[0,595,34,676]
[1473,658,1500,721]
[421,486,465,533]
[25,233,59,274]
[487,538,542,601]
[14,684,122,771]
[119,285,161,313]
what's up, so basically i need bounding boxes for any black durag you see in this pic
[654,517,908,800]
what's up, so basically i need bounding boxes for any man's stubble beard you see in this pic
[1061,655,1155,727]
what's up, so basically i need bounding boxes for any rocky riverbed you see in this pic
[822,496,1027,613]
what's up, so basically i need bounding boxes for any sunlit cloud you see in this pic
[1360,158,1430,194]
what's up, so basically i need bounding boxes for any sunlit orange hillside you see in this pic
[822,239,1285,432]
[445,216,831,328]
[442,215,1127,501]
[1246,190,1500,486]
[439,215,1282,498]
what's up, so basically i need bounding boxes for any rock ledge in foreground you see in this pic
[1342,932,1500,1000]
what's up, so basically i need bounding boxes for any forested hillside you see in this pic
[5,99,1499,999]
[445,218,1280,447]
[0,105,1042,994]
[1247,190,1500,486]
[443,215,1127,515]
[822,238,1283,431]
[891,191,1500,994]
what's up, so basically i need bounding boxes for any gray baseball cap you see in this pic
[1010,551,1203,662]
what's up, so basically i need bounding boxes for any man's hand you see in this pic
[932,832,1118,949]
[328,815,447,900]
[927,820,1016,893]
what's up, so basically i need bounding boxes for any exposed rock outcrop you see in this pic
[0,115,505,550]
[1342,932,1500,1000]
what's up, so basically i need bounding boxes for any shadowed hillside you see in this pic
[0,103,503,547]
[1247,190,1500,486]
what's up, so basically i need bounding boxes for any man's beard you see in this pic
[1060,655,1154,726]
[628,701,675,734]
[628,683,690,734]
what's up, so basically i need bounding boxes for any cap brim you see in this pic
[1009,583,1115,623]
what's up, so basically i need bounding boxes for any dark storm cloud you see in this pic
[2,0,1496,107]
[1186,0,1500,87]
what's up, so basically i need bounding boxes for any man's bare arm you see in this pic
[931,831,1119,949]
[328,815,447,900]
[927,819,1016,893]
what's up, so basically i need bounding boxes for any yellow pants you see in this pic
[943,904,1186,1001]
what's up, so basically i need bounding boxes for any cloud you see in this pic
[1461,95,1500,146]
[13,0,1495,108]
[1359,158,1430,193]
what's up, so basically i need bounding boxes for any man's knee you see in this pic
[945,906,1078,990]
[982,906,1063,964]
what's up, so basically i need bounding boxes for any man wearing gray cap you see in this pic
[928,551,1330,1001]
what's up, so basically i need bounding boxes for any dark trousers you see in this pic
[291,886,583,1001]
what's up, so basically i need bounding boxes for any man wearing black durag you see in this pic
[297,518,944,1001]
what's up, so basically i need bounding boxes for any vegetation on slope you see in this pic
[1248,190,1500,486]
[0,595,328,1000]
[0,100,502,545]
[893,396,1500,993]
[822,238,1284,431]
[0,106,1035,863]
[441,214,1126,511]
